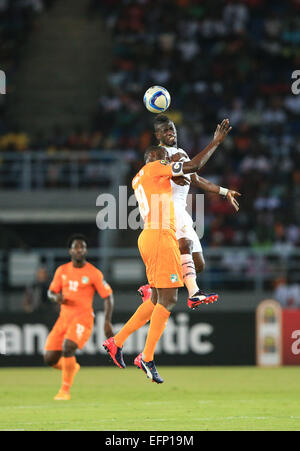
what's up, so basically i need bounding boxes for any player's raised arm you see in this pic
[181,119,232,174]
[190,173,221,193]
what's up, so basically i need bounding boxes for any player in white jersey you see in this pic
[138,114,240,309]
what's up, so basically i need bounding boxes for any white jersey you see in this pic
[165,146,191,208]
[165,146,202,253]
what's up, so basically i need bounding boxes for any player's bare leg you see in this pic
[192,251,205,274]
[44,350,62,369]
[151,287,158,305]
[54,339,80,401]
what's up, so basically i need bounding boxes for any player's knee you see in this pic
[44,354,52,366]
[44,352,59,367]
[62,339,77,357]
[179,239,193,255]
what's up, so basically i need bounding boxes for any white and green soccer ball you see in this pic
[143,86,171,113]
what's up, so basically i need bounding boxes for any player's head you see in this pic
[144,145,168,164]
[154,114,177,147]
[68,234,88,263]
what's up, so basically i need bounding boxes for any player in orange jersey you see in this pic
[44,234,114,400]
[139,114,241,309]
[103,119,231,384]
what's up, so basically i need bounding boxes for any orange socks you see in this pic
[61,357,78,393]
[114,299,155,348]
[143,303,170,362]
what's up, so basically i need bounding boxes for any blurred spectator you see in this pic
[23,266,56,313]
[273,276,300,308]
[0,0,58,134]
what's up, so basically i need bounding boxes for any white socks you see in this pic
[181,254,199,298]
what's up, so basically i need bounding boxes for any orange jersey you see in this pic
[132,160,184,232]
[49,261,112,317]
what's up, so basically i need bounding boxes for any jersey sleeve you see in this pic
[49,266,63,293]
[93,269,113,299]
[179,151,190,162]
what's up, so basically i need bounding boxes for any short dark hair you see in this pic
[144,145,163,163]
[67,234,88,249]
[153,114,172,130]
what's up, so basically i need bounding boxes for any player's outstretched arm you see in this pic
[191,173,222,194]
[103,294,114,338]
[182,119,232,174]
[190,174,241,211]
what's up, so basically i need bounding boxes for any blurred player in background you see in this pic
[139,115,241,309]
[44,234,114,400]
[103,120,231,384]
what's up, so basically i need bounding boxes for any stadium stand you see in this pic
[0,0,57,134]
[90,0,300,251]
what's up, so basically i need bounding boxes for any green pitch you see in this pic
[0,366,299,431]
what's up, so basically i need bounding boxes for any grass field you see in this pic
[0,366,299,431]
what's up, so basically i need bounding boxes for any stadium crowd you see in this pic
[1,0,300,251]
[89,0,300,252]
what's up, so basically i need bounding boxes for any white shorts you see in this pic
[175,209,202,253]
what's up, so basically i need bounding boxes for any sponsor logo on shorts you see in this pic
[76,323,85,339]
[171,274,178,283]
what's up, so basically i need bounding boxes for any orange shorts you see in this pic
[45,312,94,351]
[138,228,184,288]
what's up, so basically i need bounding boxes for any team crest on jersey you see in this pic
[160,160,168,165]
[171,274,178,283]
[82,276,89,284]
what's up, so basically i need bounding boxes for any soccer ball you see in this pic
[143,86,171,113]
